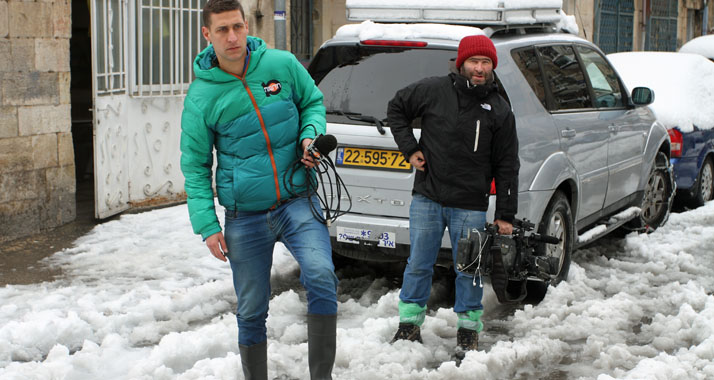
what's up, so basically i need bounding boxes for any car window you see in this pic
[511,47,547,109]
[537,45,593,111]
[309,46,456,125]
[576,45,625,108]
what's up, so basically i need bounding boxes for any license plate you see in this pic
[336,227,396,248]
[335,146,412,172]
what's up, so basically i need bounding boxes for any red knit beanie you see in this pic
[456,35,498,69]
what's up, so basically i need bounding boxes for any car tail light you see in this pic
[668,128,683,158]
[360,40,428,47]
[490,179,496,195]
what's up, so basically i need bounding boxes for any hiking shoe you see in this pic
[391,323,423,343]
[456,328,479,351]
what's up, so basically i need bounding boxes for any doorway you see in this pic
[69,0,95,223]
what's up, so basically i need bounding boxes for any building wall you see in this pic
[564,0,596,41]
[679,0,713,47]
[0,0,75,243]
[242,0,292,51]
[313,0,347,55]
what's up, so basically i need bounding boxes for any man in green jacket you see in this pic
[180,1,337,379]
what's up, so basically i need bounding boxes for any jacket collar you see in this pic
[450,72,496,100]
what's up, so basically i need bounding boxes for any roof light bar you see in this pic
[345,4,562,26]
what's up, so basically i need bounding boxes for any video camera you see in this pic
[456,218,561,304]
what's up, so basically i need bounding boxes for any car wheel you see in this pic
[525,190,574,303]
[635,151,675,231]
[689,157,714,208]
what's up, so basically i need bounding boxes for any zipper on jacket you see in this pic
[229,69,283,208]
[474,120,480,152]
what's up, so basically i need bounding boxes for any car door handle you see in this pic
[561,129,576,138]
[608,125,619,133]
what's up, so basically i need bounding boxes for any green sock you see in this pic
[398,301,427,326]
[457,310,484,332]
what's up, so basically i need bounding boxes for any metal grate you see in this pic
[93,0,127,95]
[646,0,678,51]
[291,0,312,63]
[596,0,634,54]
[133,0,208,96]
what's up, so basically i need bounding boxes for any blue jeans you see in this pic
[400,193,486,313]
[223,195,338,346]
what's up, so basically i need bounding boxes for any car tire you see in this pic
[689,156,714,208]
[525,190,574,303]
[632,151,675,231]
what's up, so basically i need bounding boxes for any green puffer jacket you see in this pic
[180,36,326,239]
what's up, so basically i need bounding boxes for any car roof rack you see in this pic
[345,1,564,27]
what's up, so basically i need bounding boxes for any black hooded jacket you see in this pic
[388,72,519,222]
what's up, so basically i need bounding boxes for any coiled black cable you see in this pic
[284,148,352,226]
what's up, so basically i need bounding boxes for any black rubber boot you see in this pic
[307,313,337,380]
[239,340,268,380]
[391,323,423,343]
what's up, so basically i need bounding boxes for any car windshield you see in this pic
[308,45,456,125]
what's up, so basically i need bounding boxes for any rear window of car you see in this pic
[309,45,456,125]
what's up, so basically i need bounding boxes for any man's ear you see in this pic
[201,26,211,43]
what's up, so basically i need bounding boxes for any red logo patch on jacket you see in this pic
[262,80,282,97]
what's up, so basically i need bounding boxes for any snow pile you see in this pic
[608,52,714,132]
[679,34,714,60]
[1,200,714,379]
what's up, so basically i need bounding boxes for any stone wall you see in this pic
[0,0,75,243]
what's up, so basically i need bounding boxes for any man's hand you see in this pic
[494,219,513,235]
[301,138,317,169]
[409,151,426,171]
[205,232,228,262]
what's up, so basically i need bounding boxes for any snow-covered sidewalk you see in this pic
[1,201,713,379]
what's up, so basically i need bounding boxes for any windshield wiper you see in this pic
[326,110,386,135]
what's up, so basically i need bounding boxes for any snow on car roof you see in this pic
[608,51,714,132]
[679,34,714,60]
[334,16,579,43]
[334,20,485,42]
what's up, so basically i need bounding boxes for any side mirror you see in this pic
[631,87,654,106]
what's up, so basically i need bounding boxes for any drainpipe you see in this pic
[641,0,647,50]
[274,0,287,50]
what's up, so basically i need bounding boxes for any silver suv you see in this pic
[308,8,673,290]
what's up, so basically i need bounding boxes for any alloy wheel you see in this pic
[700,161,713,201]
[545,211,566,274]
[642,170,667,225]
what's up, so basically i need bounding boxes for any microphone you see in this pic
[307,134,337,161]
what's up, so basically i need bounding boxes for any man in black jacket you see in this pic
[388,34,519,353]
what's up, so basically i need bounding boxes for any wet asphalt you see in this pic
[0,181,99,287]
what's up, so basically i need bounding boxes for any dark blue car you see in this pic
[668,127,714,207]
[609,51,714,209]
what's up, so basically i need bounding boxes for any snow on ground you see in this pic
[1,201,714,380]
